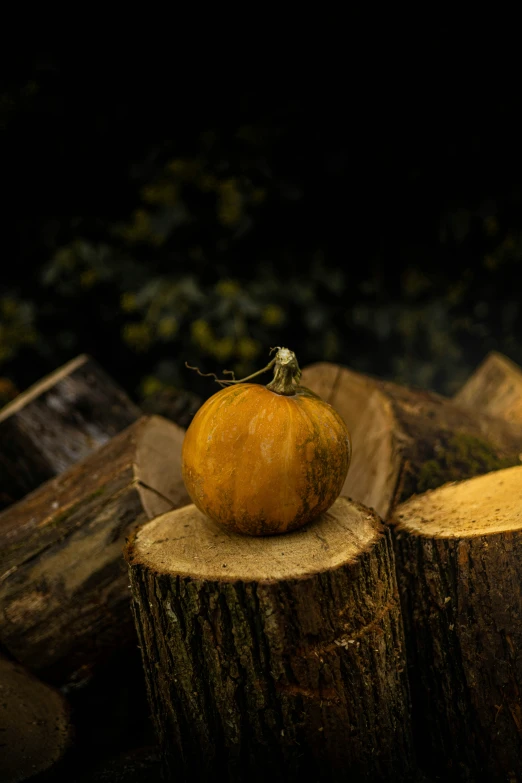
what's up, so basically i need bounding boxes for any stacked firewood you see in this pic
[1,351,522,782]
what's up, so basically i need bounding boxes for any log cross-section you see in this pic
[0,654,72,783]
[454,350,522,424]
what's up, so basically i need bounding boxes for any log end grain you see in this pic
[126,495,382,582]
[301,362,398,520]
[135,414,191,518]
[454,351,522,423]
[0,656,72,783]
[394,464,522,538]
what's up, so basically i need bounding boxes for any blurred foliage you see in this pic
[2,58,522,407]
[0,296,37,363]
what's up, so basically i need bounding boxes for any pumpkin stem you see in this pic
[185,357,277,388]
[266,347,301,396]
[185,347,301,394]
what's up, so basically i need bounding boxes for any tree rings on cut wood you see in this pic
[454,350,522,424]
[0,354,140,510]
[125,497,414,783]
[0,414,189,685]
[302,361,522,520]
[0,655,72,783]
[392,465,522,781]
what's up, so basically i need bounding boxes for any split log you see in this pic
[0,414,189,685]
[125,497,415,783]
[0,354,140,510]
[392,465,522,781]
[301,362,522,520]
[454,350,522,424]
[0,654,72,783]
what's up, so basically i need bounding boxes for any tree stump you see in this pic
[301,361,522,519]
[0,654,72,783]
[125,497,414,783]
[0,354,140,510]
[454,350,522,424]
[0,414,189,684]
[392,465,522,781]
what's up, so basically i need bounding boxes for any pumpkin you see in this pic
[182,347,351,536]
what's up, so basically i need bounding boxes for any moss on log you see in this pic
[301,362,522,520]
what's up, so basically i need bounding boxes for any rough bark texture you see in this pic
[0,654,72,783]
[301,361,522,520]
[0,354,140,510]
[392,466,522,781]
[454,350,522,424]
[125,498,415,783]
[0,414,189,685]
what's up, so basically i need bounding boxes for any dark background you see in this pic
[2,52,522,409]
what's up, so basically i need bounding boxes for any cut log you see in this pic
[0,354,141,510]
[301,362,522,520]
[141,386,202,430]
[0,654,72,783]
[0,414,190,685]
[125,497,415,783]
[454,350,522,424]
[392,465,522,781]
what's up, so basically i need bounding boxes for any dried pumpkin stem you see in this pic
[266,347,301,396]
[185,358,277,388]
[185,347,301,395]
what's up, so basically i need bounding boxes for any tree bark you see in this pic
[392,465,522,781]
[454,350,522,424]
[0,354,141,510]
[0,414,189,685]
[125,497,415,783]
[301,361,522,520]
[0,654,72,783]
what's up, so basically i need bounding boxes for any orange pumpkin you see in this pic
[182,348,351,536]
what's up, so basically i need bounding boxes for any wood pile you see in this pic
[2,350,521,782]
